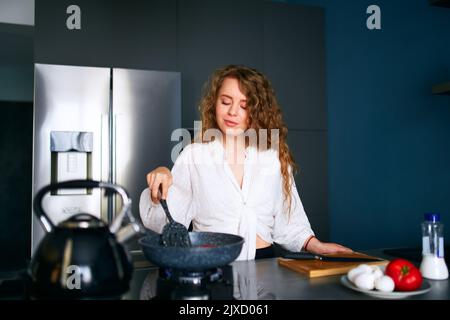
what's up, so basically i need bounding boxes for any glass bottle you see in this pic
[420,213,448,280]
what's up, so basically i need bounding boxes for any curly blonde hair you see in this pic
[198,65,298,213]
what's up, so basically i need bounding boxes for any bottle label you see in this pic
[438,237,444,258]
[422,237,430,255]
[423,236,445,258]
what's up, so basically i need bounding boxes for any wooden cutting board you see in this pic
[278,252,389,278]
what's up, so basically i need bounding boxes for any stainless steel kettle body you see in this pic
[28,180,141,299]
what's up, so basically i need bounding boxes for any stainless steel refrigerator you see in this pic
[32,63,181,253]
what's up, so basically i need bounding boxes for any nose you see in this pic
[227,103,239,116]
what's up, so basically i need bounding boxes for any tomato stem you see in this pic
[401,265,410,277]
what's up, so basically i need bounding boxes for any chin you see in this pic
[222,127,246,137]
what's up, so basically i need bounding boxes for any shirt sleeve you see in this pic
[139,145,194,233]
[272,174,315,252]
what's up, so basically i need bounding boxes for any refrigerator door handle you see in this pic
[112,114,117,185]
[101,113,109,222]
[110,113,124,223]
[101,113,109,182]
[108,113,118,223]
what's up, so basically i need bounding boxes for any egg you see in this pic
[347,268,365,283]
[354,272,376,290]
[374,275,395,292]
[347,264,373,283]
[372,267,384,280]
[356,264,373,273]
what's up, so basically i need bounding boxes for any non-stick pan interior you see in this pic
[139,231,244,270]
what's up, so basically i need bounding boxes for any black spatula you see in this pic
[159,198,191,248]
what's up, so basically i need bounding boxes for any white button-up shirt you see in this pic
[139,140,314,260]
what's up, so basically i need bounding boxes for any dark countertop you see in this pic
[123,248,450,300]
[2,248,449,300]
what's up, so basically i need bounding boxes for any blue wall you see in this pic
[280,0,450,250]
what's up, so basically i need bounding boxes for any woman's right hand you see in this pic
[146,167,173,204]
[305,236,353,255]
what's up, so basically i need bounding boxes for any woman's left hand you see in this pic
[306,237,353,255]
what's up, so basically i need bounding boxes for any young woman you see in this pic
[139,65,352,260]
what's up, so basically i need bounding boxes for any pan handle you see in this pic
[33,180,131,233]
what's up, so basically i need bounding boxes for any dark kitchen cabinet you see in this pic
[263,2,326,131]
[35,0,177,70]
[177,1,326,132]
[0,101,32,272]
[263,3,328,239]
[0,22,34,272]
[288,131,329,241]
[177,0,264,128]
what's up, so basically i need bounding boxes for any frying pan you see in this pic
[139,231,244,271]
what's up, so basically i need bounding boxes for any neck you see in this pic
[220,134,247,164]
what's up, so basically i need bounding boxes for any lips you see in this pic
[224,120,238,127]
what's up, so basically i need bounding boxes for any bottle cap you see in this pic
[424,212,440,222]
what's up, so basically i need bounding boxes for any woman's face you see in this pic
[215,77,249,137]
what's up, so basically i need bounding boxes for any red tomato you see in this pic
[385,258,423,291]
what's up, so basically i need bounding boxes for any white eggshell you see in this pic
[347,267,367,283]
[354,272,376,290]
[348,268,365,283]
[372,268,384,280]
[374,275,395,292]
[371,265,381,272]
[347,264,373,284]
[356,264,373,273]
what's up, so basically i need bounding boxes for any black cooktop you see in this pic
[0,265,236,300]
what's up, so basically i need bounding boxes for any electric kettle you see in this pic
[28,180,141,299]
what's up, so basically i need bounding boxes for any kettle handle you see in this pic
[33,180,131,233]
